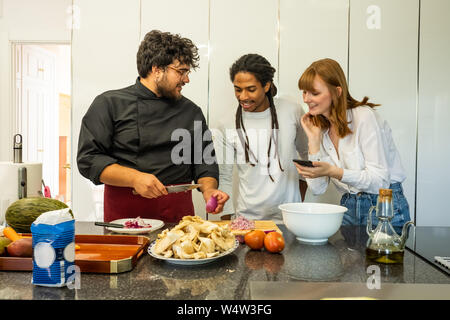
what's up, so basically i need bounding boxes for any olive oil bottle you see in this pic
[365,189,414,264]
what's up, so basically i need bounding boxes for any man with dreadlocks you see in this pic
[213,54,309,223]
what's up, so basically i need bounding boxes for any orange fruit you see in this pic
[264,231,285,253]
[244,230,266,250]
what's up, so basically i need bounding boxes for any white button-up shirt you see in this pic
[307,106,406,195]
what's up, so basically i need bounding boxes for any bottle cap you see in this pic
[379,188,392,198]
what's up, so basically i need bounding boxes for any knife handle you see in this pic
[95,222,124,228]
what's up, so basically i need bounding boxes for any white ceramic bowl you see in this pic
[279,202,347,245]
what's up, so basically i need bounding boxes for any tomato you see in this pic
[263,231,285,253]
[244,230,266,250]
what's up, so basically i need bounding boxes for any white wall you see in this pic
[1,0,449,226]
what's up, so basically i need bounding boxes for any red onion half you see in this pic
[206,196,218,212]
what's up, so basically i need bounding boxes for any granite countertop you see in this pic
[0,222,449,300]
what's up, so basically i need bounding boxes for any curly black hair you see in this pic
[137,30,199,78]
[229,54,283,182]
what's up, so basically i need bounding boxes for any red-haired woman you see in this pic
[295,58,411,227]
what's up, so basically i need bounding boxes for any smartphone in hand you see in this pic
[293,159,314,167]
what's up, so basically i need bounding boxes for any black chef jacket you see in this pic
[77,77,219,186]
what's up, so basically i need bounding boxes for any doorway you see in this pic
[12,42,72,205]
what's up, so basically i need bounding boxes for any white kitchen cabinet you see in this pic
[416,0,450,226]
[348,0,419,222]
[279,0,349,206]
[208,0,279,129]
[140,0,209,117]
[71,0,140,221]
[279,0,349,102]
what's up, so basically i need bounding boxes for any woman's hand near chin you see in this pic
[301,113,322,154]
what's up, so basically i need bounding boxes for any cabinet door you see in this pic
[348,0,419,219]
[71,0,140,221]
[279,0,349,205]
[141,0,209,117]
[279,0,349,102]
[417,0,450,226]
[208,0,278,130]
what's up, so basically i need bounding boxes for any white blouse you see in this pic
[307,106,406,195]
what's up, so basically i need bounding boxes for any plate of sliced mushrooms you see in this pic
[148,216,239,265]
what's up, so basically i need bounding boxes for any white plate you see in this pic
[106,218,164,234]
[148,239,239,265]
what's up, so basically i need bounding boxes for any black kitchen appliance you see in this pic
[406,226,450,275]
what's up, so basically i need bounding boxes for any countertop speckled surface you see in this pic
[0,222,448,300]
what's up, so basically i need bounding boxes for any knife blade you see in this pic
[166,183,202,193]
[132,184,202,195]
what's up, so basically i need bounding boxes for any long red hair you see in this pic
[298,58,380,138]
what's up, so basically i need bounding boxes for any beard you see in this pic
[156,74,183,101]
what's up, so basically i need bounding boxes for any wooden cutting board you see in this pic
[0,234,149,273]
[213,220,282,236]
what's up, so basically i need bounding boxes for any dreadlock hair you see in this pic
[229,53,283,182]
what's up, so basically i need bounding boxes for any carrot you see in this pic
[3,227,21,242]
[3,227,79,250]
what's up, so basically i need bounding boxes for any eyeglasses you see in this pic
[167,65,191,78]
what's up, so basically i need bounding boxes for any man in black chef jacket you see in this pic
[77,30,229,223]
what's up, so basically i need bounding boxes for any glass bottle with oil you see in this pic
[365,189,414,264]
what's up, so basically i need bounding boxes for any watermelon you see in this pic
[5,197,73,233]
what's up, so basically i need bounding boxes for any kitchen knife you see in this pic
[132,183,202,195]
[95,221,124,228]
[165,183,202,193]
